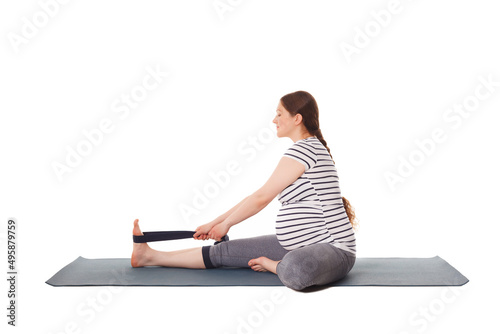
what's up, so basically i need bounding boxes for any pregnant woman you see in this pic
[131,90,358,290]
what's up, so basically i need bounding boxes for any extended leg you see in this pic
[206,234,289,269]
[131,219,205,269]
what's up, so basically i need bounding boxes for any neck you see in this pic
[290,131,314,143]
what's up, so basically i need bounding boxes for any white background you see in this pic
[1,0,499,333]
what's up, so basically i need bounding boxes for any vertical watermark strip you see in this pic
[6,217,17,326]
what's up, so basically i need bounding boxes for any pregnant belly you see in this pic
[275,201,333,250]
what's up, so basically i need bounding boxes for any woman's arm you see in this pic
[207,156,306,240]
[212,195,251,225]
[194,195,250,239]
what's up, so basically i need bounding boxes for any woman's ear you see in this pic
[294,113,303,125]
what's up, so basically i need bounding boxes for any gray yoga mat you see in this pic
[46,255,468,287]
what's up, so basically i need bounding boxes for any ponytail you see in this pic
[314,129,333,162]
[342,196,359,231]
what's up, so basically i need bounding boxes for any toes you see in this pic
[251,266,265,272]
[133,219,144,236]
[249,258,259,266]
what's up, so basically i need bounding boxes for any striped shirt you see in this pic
[275,137,356,255]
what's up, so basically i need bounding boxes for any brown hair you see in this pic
[280,90,359,231]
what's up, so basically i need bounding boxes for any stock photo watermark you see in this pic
[6,218,18,327]
[7,0,71,54]
[397,285,464,334]
[177,119,277,225]
[384,73,499,191]
[51,64,169,183]
[222,289,286,334]
[339,0,416,64]
[212,0,244,21]
[47,268,133,334]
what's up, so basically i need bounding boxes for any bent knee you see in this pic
[276,245,352,290]
[276,258,316,291]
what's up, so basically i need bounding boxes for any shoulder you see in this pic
[283,138,318,170]
[286,138,317,154]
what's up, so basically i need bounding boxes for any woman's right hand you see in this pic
[193,221,216,240]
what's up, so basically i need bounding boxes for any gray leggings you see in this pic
[202,234,356,290]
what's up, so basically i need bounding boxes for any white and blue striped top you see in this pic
[276,137,356,255]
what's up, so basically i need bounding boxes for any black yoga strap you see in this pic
[133,231,229,245]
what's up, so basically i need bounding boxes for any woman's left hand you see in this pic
[208,221,230,241]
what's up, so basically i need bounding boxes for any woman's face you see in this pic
[273,101,295,138]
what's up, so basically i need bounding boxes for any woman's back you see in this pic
[276,137,356,255]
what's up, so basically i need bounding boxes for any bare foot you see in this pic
[248,256,280,274]
[131,219,153,267]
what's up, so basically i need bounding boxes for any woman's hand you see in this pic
[193,221,216,240]
[207,221,230,242]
